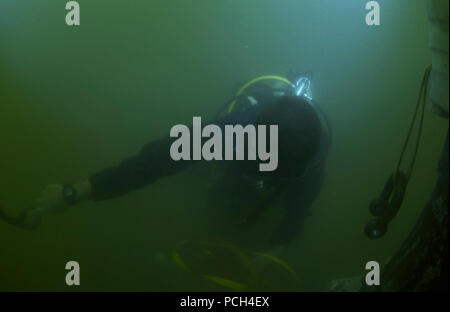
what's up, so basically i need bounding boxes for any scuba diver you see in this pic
[8,71,331,257]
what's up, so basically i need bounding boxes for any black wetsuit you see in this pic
[89,89,331,245]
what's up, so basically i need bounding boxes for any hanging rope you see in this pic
[395,65,432,182]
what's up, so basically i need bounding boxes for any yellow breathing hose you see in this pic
[172,240,299,291]
[227,75,293,113]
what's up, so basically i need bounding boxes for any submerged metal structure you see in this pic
[329,0,449,292]
[362,0,449,291]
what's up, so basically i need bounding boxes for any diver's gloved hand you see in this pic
[29,184,69,217]
[29,181,92,217]
[0,184,65,229]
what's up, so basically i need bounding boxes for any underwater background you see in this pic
[0,0,448,291]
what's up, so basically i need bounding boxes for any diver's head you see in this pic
[257,95,321,179]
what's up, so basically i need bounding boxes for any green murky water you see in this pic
[0,0,447,291]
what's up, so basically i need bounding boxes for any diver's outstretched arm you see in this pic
[29,135,193,216]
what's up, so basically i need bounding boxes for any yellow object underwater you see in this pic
[171,240,299,291]
[252,251,298,279]
[227,75,293,113]
[172,249,191,273]
[202,275,249,292]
